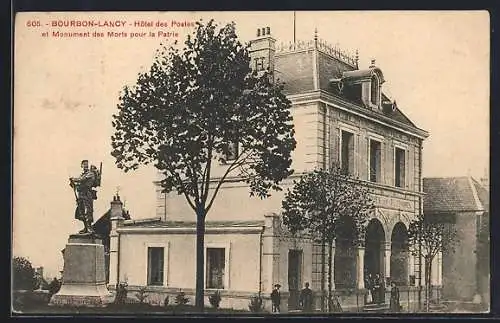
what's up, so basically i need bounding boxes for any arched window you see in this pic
[390,222,409,286]
[370,75,380,106]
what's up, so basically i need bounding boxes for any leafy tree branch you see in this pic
[111,19,296,311]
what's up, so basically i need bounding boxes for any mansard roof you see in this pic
[380,94,417,128]
[342,67,385,84]
[423,177,488,214]
[273,39,422,132]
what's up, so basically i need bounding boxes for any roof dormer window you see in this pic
[338,60,385,110]
[370,74,381,107]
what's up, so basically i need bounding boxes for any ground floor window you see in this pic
[335,240,356,289]
[206,248,225,289]
[311,244,323,290]
[147,247,164,286]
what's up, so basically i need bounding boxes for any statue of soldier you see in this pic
[70,160,101,234]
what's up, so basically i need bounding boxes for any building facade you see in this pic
[423,177,489,311]
[107,27,438,312]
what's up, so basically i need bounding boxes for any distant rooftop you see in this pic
[423,176,489,214]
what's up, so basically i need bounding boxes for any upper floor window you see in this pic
[369,139,382,183]
[254,57,266,72]
[370,75,380,106]
[340,130,355,175]
[226,141,239,161]
[395,147,406,188]
[147,247,164,286]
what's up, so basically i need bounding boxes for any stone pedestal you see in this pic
[49,234,113,307]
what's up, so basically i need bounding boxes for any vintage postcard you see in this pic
[12,11,490,315]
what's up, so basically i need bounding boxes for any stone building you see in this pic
[423,176,489,310]
[106,27,437,312]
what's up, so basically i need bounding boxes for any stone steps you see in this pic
[363,303,389,313]
[428,304,447,311]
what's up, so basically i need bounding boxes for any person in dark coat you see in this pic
[271,284,281,313]
[373,273,383,304]
[299,282,313,313]
[390,282,401,312]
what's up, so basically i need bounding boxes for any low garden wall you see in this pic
[114,285,442,313]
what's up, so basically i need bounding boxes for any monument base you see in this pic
[49,283,113,307]
[49,234,113,307]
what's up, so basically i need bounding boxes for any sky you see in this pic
[13,11,489,279]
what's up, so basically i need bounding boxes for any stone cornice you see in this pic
[153,172,425,198]
[117,226,264,235]
[288,90,429,140]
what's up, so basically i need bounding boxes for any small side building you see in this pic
[92,194,131,284]
[423,176,489,310]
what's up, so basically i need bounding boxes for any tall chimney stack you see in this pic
[110,193,124,219]
[248,26,276,78]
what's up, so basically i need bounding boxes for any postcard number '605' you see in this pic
[26,20,42,27]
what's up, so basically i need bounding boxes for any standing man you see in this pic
[271,284,281,313]
[299,282,313,313]
[390,281,401,312]
[70,159,98,234]
[373,273,382,304]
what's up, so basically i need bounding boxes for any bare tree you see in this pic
[408,214,456,312]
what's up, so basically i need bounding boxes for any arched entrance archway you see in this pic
[334,216,357,289]
[364,218,385,278]
[390,222,409,285]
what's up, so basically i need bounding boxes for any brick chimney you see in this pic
[110,193,124,220]
[109,193,125,287]
[480,168,489,189]
[249,26,276,76]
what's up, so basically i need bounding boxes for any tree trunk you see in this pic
[425,257,432,313]
[327,240,333,312]
[195,207,206,312]
[320,238,326,312]
[428,258,433,312]
[417,244,422,310]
